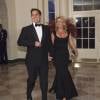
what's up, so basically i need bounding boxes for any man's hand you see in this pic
[35,41,41,47]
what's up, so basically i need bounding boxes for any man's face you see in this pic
[31,10,41,23]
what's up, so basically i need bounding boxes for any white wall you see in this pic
[15,0,49,59]
[55,0,69,17]
[0,0,8,29]
[5,0,38,60]
[5,0,100,61]
[15,0,37,59]
[5,0,17,60]
[5,0,49,60]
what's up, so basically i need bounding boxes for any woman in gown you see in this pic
[50,16,78,100]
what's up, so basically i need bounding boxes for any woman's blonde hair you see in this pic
[55,16,67,31]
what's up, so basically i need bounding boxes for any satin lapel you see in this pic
[31,24,39,41]
[41,25,45,43]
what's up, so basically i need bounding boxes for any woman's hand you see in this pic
[71,49,78,58]
[48,53,53,61]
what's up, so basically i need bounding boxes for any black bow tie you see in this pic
[35,24,42,27]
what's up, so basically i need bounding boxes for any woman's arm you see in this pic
[51,32,55,45]
[48,32,55,61]
[68,34,78,56]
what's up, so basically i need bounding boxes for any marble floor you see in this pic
[0,61,100,100]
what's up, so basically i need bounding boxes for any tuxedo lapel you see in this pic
[31,24,39,41]
[41,25,45,44]
[30,24,45,43]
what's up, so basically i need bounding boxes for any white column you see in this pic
[55,0,60,17]
[37,0,44,23]
[37,0,49,24]
[68,0,73,17]
[5,0,18,60]
[32,0,38,8]
[59,0,69,18]
[43,0,49,24]
[55,0,69,18]
[5,0,39,60]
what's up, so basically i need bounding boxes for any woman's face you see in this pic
[56,18,66,28]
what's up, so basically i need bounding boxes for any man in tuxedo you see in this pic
[0,24,8,64]
[17,8,52,100]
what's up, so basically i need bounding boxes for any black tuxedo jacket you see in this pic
[17,24,52,66]
[0,29,7,41]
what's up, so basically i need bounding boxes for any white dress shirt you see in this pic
[33,22,42,42]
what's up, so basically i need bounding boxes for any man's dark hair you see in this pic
[31,8,41,15]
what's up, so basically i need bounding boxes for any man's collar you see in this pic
[32,22,35,27]
[32,22,42,27]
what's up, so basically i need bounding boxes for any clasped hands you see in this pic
[35,41,42,47]
[48,53,53,61]
[35,41,53,61]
